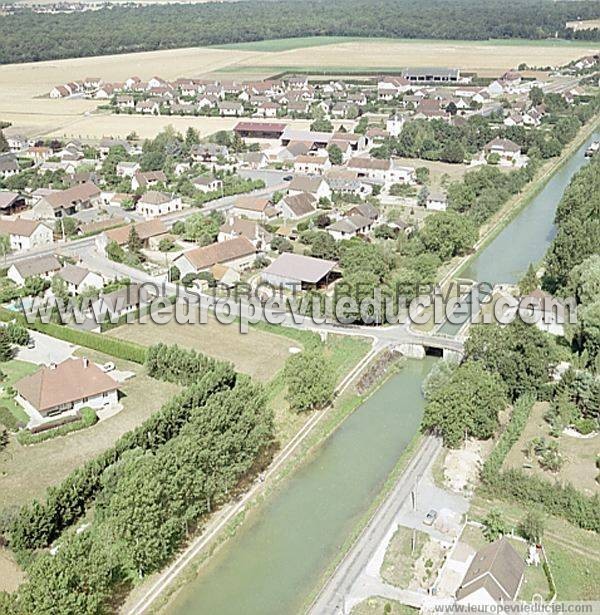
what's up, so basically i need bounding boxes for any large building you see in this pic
[402,67,461,83]
[234,121,287,140]
[262,253,338,290]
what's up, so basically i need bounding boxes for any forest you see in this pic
[0,0,599,64]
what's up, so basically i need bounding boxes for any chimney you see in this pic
[49,362,57,370]
[82,357,89,368]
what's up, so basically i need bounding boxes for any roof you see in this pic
[134,170,167,186]
[178,236,256,271]
[11,254,61,278]
[281,128,333,144]
[96,283,149,313]
[347,157,390,171]
[328,214,372,234]
[485,138,521,153]
[105,219,168,245]
[0,218,43,237]
[402,67,460,79]
[43,182,100,210]
[0,192,21,211]
[57,264,93,286]
[234,121,287,134]
[234,196,271,213]
[281,192,316,217]
[289,175,325,194]
[263,252,337,284]
[457,539,525,603]
[219,217,260,240]
[139,190,171,205]
[15,357,118,413]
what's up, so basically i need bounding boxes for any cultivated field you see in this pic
[1,37,598,140]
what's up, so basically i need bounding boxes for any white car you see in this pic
[101,362,115,373]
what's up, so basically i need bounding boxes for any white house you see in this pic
[288,175,332,201]
[173,236,257,277]
[0,219,54,252]
[56,264,104,295]
[192,176,223,194]
[7,254,62,286]
[293,155,331,176]
[135,191,182,218]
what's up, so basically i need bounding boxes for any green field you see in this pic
[214,36,600,53]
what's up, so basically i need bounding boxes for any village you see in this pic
[0,38,599,615]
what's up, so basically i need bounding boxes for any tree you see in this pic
[0,328,13,362]
[169,265,180,281]
[520,509,545,544]
[271,236,293,254]
[0,129,9,153]
[51,275,69,301]
[415,166,430,185]
[284,348,335,412]
[417,186,429,208]
[127,226,143,254]
[519,263,538,295]
[483,508,507,542]
[420,211,477,260]
[54,216,77,239]
[0,234,12,264]
[23,275,47,297]
[421,361,507,448]
[529,86,544,106]
[328,143,343,165]
[310,118,333,132]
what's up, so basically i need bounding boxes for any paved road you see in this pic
[309,436,442,615]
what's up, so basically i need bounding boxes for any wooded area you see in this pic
[0,0,599,64]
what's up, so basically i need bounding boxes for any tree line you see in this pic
[0,0,599,64]
[1,344,275,613]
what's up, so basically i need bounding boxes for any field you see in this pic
[0,360,38,425]
[106,312,299,382]
[2,37,598,139]
[566,20,600,32]
[503,402,599,496]
[352,598,417,615]
[380,526,429,588]
[0,349,179,508]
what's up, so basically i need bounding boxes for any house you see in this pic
[483,138,526,167]
[15,357,118,418]
[346,157,415,187]
[256,101,280,118]
[56,264,103,295]
[241,152,269,169]
[0,191,27,216]
[288,176,332,201]
[136,191,182,218]
[231,196,276,221]
[33,182,101,219]
[426,190,448,211]
[326,169,373,199]
[519,289,567,336]
[7,254,62,286]
[50,85,70,99]
[293,155,331,176]
[91,283,153,321]
[218,217,270,248]
[132,170,167,191]
[96,219,169,253]
[279,192,317,220]
[327,214,374,240]
[347,202,379,221]
[0,219,54,252]
[173,236,257,277]
[456,539,524,606]
[136,100,159,115]
[116,161,140,178]
[0,153,19,179]
[190,144,228,163]
[116,95,135,110]
[386,114,405,137]
[192,176,223,194]
[262,252,338,290]
[218,101,244,116]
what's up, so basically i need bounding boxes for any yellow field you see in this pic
[1,38,597,140]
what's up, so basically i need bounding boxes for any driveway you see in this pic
[16,330,76,366]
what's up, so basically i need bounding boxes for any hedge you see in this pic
[16,408,98,446]
[9,360,236,554]
[481,394,600,533]
[0,308,147,364]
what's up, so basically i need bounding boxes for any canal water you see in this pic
[437,132,598,336]
[170,131,598,615]
[171,358,435,615]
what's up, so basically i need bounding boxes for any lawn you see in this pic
[470,496,600,601]
[459,523,549,601]
[0,349,179,508]
[380,525,428,588]
[107,311,298,382]
[0,360,38,425]
[503,402,599,495]
[352,598,418,615]
[213,36,367,52]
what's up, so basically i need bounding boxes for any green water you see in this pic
[438,132,598,336]
[172,358,435,615]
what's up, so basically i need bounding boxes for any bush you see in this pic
[572,417,597,435]
[0,406,19,432]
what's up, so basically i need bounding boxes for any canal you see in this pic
[169,131,598,615]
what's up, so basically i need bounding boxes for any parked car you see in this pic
[424,509,438,526]
[101,362,115,372]
[26,339,35,349]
